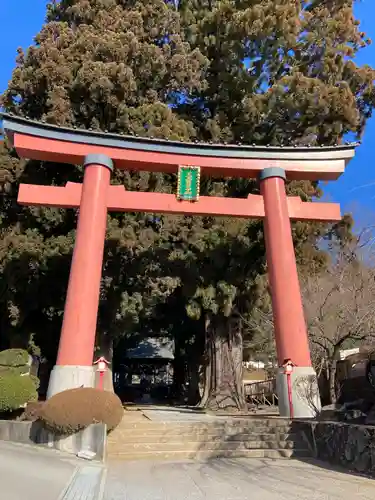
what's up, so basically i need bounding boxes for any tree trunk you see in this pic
[199,314,212,408]
[329,359,338,405]
[186,357,201,406]
[186,326,205,406]
[171,344,186,403]
[95,333,114,392]
[200,315,246,412]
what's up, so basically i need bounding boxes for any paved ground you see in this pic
[1,439,375,499]
[104,458,375,500]
[0,440,105,500]
[0,440,78,500]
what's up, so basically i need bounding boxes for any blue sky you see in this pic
[2,0,375,217]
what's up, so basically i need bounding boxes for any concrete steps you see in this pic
[109,432,298,443]
[109,440,296,452]
[107,449,307,461]
[107,415,311,461]
[110,421,295,433]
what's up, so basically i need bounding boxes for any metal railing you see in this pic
[244,378,278,406]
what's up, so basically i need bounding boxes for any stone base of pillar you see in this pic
[47,365,95,399]
[276,366,321,419]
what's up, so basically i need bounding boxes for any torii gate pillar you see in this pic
[47,154,113,398]
[261,167,320,416]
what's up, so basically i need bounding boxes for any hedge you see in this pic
[20,401,45,421]
[0,373,38,412]
[30,374,40,390]
[40,387,124,434]
[0,349,30,368]
[0,365,30,376]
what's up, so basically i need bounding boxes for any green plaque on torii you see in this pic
[177,166,201,201]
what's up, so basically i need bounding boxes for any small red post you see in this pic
[287,373,293,419]
[283,359,295,419]
[94,356,110,391]
[99,371,104,390]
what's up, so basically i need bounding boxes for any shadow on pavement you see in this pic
[29,419,50,444]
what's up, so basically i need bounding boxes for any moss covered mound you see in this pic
[40,387,124,434]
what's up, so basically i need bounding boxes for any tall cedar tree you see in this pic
[0,0,374,407]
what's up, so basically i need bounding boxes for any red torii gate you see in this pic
[1,114,357,417]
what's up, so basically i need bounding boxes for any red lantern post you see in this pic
[283,359,295,419]
[94,356,110,390]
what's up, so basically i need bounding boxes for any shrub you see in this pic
[30,374,40,390]
[20,401,45,421]
[40,387,124,435]
[0,373,38,412]
[0,349,30,368]
[0,349,29,368]
[0,365,30,376]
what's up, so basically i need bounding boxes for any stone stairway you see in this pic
[107,412,312,461]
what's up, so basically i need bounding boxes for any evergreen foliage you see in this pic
[0,348,30,368]
[0,348,39,412]
[0,372,38,412]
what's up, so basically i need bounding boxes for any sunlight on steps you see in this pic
[107,409,312,461]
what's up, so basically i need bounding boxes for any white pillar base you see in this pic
[47,365,95,399]
[276,366,321,419]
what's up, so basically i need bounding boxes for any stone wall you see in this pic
[296,421,375,476]
[0,420,106,462]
